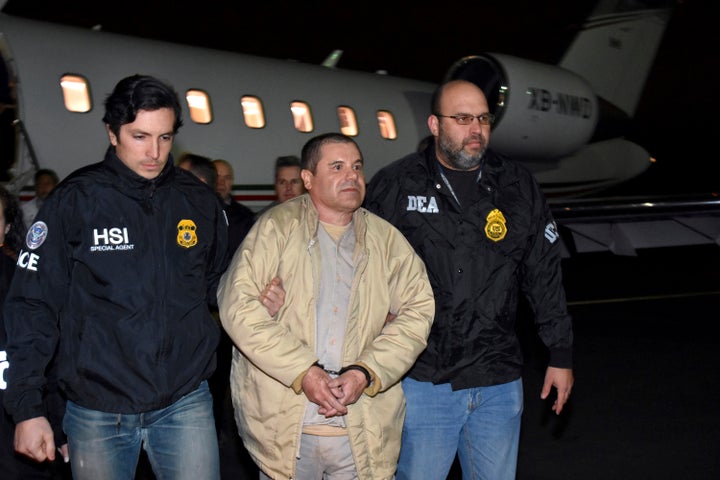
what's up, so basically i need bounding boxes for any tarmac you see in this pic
[514,244,720,479]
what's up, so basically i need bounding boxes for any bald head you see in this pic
[428,80,492,171]
[432,80,489,118]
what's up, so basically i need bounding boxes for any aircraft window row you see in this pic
[60,74,398,140]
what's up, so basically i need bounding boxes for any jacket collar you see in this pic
[422,146,515,190]
[298,193,368,249]
[102,146,176,200]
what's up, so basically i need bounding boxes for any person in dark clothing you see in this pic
[209,158,256,448]
[364,79,574,480]
[178,153,245,448]
[213,158,255,255]
[178,152,218,189]
[2,74,228,480]
[0,185,70,479]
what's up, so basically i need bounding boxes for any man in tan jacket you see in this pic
[218,133,434,480]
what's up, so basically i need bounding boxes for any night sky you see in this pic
[2,0,718,196]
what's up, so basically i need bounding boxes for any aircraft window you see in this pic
[291,101,313,133]
[241,96,265,128]
[337,106,358,136]
[377,110,397,140]
[60,74,91,113]
[186,89,212,124]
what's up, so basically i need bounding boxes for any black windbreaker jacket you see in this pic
[3,148,229,422]
[364,146,572,389]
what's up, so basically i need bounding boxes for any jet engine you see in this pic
[445,54,599,160]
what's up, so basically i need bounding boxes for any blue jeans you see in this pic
[396,377,523,480]
[63,381,220,480]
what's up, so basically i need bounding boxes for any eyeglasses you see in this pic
[435,113,495,126]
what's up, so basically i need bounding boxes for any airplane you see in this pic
[0,0,718,256]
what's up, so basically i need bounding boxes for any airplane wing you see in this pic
[551,193,720,257]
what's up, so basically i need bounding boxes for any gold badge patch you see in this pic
[484,209,507,242]
[177,219,198,248]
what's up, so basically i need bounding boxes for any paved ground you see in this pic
[513,245,720,479]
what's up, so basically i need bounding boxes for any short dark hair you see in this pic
[275,155,301,170]
[34,168,59,185]
[102,74,183,137]
[300,133,360,173]
[178,153,217,190]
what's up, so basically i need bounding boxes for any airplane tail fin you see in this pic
[559,0,674,117]
[321,49,343,68]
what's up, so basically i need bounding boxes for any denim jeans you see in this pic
[63,380,220,480]
[396,377,523,480]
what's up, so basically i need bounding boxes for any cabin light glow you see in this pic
[241,96,265,128]
[186,89,212,124]
[377,110,397,139]
[337,106,358,136]
[291,101,313,133]
[60,74,91,113]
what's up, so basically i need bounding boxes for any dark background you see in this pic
[2,0,718,196]
[2,3,719,478]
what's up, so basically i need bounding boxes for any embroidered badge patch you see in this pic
[484,209,507,242]
[26,221,48,250]
[544,221,559,243]
[176,219,198,248]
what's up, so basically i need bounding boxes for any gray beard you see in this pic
[438,137,485,170]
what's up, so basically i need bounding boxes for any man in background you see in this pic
[20,169,59,229]
[178,153,217,189]
[209,158,255,449]
[213,159,255,255]
[255,155,305,218]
